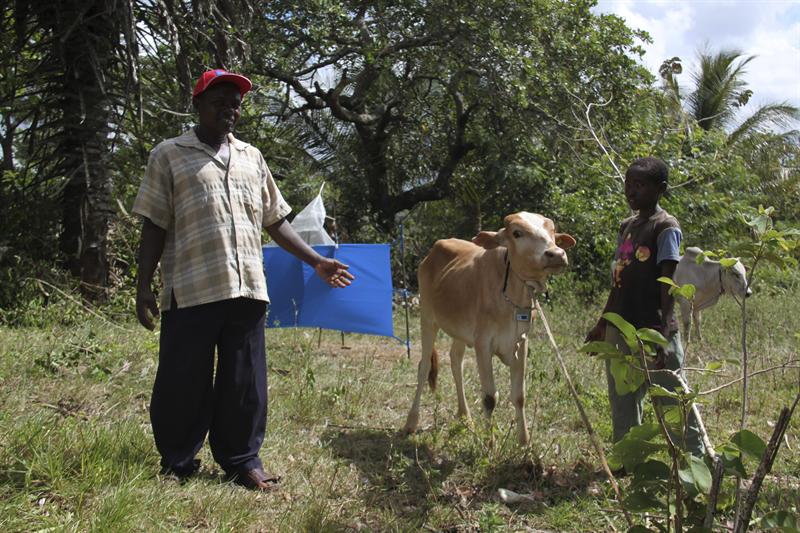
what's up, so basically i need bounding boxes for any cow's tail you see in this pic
[428,347,439,391]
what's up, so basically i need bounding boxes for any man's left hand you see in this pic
[314,258,354,288]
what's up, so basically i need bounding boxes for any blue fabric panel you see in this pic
[261,245,307,328]
[263,244,394,337]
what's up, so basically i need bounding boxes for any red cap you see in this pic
[192,69,252,98]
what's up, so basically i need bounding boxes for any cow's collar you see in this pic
[501,251,538,310]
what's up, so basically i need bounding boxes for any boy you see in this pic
[585,156,704,459]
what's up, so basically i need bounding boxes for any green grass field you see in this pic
[1,287,798,532]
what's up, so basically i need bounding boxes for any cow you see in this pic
[402,212,576,444]
[673,246,752,348]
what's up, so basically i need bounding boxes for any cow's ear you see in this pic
[472,229,507,249]
[555,233,576,249]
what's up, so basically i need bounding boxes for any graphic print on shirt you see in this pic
[613,232,652,287]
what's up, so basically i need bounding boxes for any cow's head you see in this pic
[472,212,576,290]
[722,259,752,299]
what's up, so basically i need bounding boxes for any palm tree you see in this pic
[7,0,129,296]
[661,49,799,145]
[7,0,252,298]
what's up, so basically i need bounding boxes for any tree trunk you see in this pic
[51,0,118,297]
[1,115,14,172]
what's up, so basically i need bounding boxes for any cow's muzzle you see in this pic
[544,248,568,267]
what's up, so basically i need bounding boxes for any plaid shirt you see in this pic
[133,129,291,310]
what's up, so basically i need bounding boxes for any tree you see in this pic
[1,0,264,299]
[0,3,57,265]
[661,49,799,145]
[247,0,650,235]
[3,0,136,296]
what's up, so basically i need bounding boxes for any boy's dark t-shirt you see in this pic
[608,209,680,330]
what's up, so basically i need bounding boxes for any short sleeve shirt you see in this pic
[132,129,291,310]
[608,209,681,329]
[656,227,681,264]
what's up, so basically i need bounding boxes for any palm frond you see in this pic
[728,103,800,145]
[688,49,754,130]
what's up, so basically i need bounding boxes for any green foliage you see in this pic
[658,276,697,300]
[717,428,770,482]
[3,0,799,300]
[678,453,712,495]
[730,429,767,461]
[586,310,719,527]
[601,312,638,347]
[2,283,799,531]
[477,503,506,532]
[753,509,799,531]
[2,3,800,531]
[595,207,800,531]
[609,424,664,472]
[246,0,651,234]
[661,49,800,141]
[735,206,800,271]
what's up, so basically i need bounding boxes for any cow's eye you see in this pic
[513,230,522,239]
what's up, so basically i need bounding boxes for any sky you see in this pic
[593,0,800,115]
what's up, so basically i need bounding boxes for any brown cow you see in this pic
[402,212,576,444]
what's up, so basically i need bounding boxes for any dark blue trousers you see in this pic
[150,296,268,477]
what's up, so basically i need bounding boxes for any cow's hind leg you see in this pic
[510,338,530,445]
[449,340,470,421]
[402,313,439,435]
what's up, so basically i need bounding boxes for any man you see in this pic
[133,69,353,490]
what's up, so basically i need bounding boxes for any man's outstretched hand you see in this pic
[314,258,354,288]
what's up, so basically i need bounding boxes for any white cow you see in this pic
[402,212,576,444]
[673,246,752,347]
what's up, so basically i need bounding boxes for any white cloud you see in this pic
[594,0,800,112]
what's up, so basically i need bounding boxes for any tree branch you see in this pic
[697,359,800,396]
[734,393,800,533]
[534,300,633,528]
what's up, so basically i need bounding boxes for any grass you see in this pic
[0,286,798,532]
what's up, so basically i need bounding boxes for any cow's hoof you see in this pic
[399,427,417,438]
[403,412,420,433]
[400,419,418,436]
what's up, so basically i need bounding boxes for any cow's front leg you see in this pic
[474,337,497,426]
[510,337,530,445]
[679,299,692,350]
[693,310,703,344]
[449,340,470,421]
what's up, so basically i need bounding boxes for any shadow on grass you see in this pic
[321,426,607,526]
[322,428,455,520]
[479,456,609,508]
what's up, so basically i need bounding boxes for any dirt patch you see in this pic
[306,332,412,363]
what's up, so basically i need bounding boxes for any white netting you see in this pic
[267,183,335,246]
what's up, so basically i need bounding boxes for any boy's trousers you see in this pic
[150,296,268,477]
[604,325,705,457]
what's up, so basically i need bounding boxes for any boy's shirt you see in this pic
[609,208,681,330]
